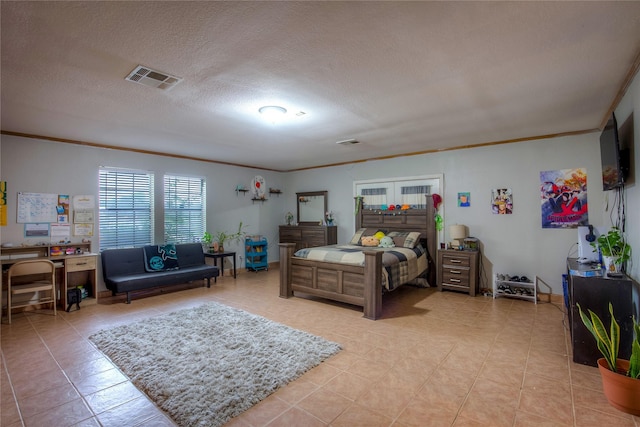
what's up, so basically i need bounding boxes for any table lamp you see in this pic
[449,224,467,249]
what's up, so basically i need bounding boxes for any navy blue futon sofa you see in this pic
[101,243,219,303]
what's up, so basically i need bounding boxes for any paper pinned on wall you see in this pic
[24,223,50,237]
[51,223,71,238]
[74,210,94,223]
[74,223,93,236]
[73,195,95,210]
[17,192,58,223]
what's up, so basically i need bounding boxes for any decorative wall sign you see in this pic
[252,175,266,199]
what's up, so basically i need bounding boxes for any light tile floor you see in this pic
[2,268,639,427]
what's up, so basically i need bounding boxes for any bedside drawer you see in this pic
[441,254,471,267]
[437,249,479,296]
[65,256,96,272]
[442,269,471,287]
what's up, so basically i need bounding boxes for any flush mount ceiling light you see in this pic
[258,105,287,123]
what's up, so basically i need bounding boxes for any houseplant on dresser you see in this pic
[577,302,640,415]
[591,227,631,273]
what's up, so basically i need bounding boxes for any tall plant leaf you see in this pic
[577,303,618,371]
[607,302,620,365]
[629,320,640,379]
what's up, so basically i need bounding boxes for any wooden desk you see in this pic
[204,251,236,278]
[2,244,98,309]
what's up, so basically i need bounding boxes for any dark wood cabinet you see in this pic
[437,249,479,296]
[278,225,337,251]
[567,258,635,367]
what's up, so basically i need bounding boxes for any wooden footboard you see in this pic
[279,195,436,320]
[279,243,384,319]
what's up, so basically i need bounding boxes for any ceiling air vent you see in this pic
[336,139,360,145]
[125,65,182,90]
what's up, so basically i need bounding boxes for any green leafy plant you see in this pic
[202,231,213,245]
[578,302,640,378]
[214,222,247,247]
[591,227,631,264]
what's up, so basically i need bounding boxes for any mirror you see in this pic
[297,191,328,225]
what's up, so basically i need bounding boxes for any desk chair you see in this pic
[4,259,57,324]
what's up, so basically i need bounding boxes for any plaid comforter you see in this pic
[293,244,428,291]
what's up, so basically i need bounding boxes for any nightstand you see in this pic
[437,249,479,296]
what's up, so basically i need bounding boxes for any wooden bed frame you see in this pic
[279,197,437,319]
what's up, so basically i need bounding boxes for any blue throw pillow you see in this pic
[144,244,179,272]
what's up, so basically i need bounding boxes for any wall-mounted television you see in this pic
[600,112,628,191]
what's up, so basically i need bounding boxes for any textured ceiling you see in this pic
[2,1,640,171]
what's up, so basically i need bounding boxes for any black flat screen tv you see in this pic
[600,112,626,191]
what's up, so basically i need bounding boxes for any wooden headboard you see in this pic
[355,196,437,286]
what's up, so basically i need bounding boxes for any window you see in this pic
[360,187,388,209]
[164,175,206,244]
[99,168,154,250]
[355,176,440,209]
[399,184,431,208]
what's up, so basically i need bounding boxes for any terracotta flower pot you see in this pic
[597,358,640,416]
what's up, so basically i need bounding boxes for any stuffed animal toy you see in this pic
[361,236,380,247]
[373,231,385,240]
[378,236,395,248]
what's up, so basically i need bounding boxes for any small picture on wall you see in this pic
[458,192,470,207]
[491,188,512,214]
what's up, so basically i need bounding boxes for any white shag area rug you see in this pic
[89,302,341,427]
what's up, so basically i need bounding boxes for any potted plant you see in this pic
[577,302,640,415]
[201,231,214,253]
[590,227,631,273]
[325,210,334,226]
[285,211,294,226]
[214,222,247,253]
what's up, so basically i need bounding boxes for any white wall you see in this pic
[1,69,638,297]
[286,133,606,296]
[287,70,640,297]
[0,139,286,292]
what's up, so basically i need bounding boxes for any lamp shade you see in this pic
[449,224,467,240]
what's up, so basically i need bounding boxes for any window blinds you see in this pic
[99,169,154,250]
[163,175,206,244]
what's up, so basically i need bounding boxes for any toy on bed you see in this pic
[378,236,395,248]
[361,235,380,247]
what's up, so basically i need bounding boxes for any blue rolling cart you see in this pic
[245,237,268,272]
